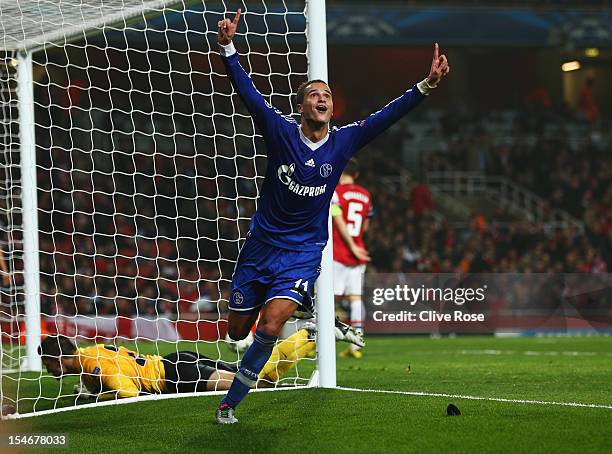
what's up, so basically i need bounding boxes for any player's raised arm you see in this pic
[217,9,283,137]
[343,43,450,153]
[217,8,241,46]
[424,42,450,88]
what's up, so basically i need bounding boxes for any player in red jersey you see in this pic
[331,158,373,358]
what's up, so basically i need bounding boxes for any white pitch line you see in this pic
[6,384,612,420]
[336,386,612,410]
[411,350,612,357]
[457,349,612,357]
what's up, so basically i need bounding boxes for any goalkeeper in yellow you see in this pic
[38,322,362,399]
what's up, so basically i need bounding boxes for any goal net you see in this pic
[0,0,322,417]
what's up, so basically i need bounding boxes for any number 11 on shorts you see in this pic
[294,279,309,292]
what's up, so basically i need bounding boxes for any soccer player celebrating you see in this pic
[331,158,372,359]
[216,9,449,423]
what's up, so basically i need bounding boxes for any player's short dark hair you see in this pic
[38,335,77,358]
[296,79,329,105]
[343,158,359,178]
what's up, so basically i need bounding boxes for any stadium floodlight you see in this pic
[561,60,581,72]
[0,0,335,418]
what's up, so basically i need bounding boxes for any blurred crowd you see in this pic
[1,76,608,320]
[31,87,248,318]
[422,104,611,223]
[34,136,239,319]
[358,100,611,276]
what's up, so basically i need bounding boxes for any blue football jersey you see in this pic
[221,46,426,251]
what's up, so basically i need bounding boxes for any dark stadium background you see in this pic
[2,0,609,339]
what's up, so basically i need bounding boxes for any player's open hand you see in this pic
[351,245,371,262]
[218,8,241,45]
[426,43,450,87]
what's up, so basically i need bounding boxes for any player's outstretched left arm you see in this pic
[343,43,450,153]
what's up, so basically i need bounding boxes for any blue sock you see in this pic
[220,330,277,408]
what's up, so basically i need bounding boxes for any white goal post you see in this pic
[307,0,336,389]
[0,0,335,417]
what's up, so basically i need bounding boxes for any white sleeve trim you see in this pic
[219,41,237,57]
[416,78,437,96]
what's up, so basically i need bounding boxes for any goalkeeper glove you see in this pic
[334,318,365,348]
[301,319,365,348]
[74,380,98,400]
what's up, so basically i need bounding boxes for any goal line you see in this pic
[3,384,312,420]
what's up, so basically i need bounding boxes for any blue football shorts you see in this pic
[228,234,322,317]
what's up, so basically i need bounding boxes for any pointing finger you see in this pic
[433,42,439,61]
[233,8,242,25]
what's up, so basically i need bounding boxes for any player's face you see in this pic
[42,357,63,379]
[298,82,333,124]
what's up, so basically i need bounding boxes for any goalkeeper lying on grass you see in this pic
[38,321,362,400]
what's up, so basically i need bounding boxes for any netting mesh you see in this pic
[0,52,25,373]
[1,0,313,415]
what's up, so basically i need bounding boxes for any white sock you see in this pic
[350,299,364,352]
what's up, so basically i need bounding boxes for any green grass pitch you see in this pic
[4,336,612,452]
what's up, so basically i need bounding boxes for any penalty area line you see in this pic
[336,386,612,410]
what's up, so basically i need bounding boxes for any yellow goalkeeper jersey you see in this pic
[78,344,167,398]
